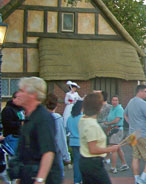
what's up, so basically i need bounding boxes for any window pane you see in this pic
[2,79,9,96]
[62,13,74,32]
[10,79,19,96]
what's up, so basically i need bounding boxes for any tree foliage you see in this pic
[102,0,146,47]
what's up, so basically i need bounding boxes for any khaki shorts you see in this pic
[132,138,146,161]
[109,129,123,145]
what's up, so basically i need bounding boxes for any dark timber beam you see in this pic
[2,72,39,78]
[27,32,123,40]
[55,81,69,93]
[18,5,99,13]
[3,43,38,48]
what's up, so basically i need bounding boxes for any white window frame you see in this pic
[62,12,74,32]
[2,78,19,97]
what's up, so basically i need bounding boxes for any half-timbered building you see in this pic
[0,0,145,113]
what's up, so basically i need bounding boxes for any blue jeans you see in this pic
[71,146,82,183]
[58,155,64,180]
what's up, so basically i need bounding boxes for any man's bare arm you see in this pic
[34,151,54,183]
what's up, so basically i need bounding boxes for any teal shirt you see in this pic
[107,104,124,129]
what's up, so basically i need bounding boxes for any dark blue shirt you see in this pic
[18,105,57,163]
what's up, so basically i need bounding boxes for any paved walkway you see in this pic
[111,177,134,184]
[63,143,145,184]
[63,177,134,184]
[63,165,135,184]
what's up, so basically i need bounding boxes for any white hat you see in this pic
[66,81,80,88]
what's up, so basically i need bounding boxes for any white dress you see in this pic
[63,91,82,128]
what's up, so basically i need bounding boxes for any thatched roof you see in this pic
[39,38,145,81]
[0,0,145,81]
[0,0,145,57]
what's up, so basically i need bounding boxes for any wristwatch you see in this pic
[32,177,45,183]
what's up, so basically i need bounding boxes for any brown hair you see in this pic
[83,93,103,116]
[46,93,58,110]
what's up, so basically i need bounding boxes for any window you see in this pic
[2,78,19,97]
[93,77,118,102]
[62,13,74,32]
[2,79,9,96]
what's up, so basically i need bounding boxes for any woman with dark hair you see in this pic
[97,91,112,164]
[66,100,83,184]
[97,91,112,128]
[78,93,119,184]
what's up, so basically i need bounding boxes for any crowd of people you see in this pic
[0,78,146,184]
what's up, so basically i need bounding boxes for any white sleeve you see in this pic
[77,93,83,101]
[64,93,71,105]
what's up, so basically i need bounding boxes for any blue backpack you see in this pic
[1,135,19,156]
[0,147,6,173]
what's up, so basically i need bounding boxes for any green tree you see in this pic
[102,0,146,47]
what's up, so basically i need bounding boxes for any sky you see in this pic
[137,0,146,4]
[141,0,146,4]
